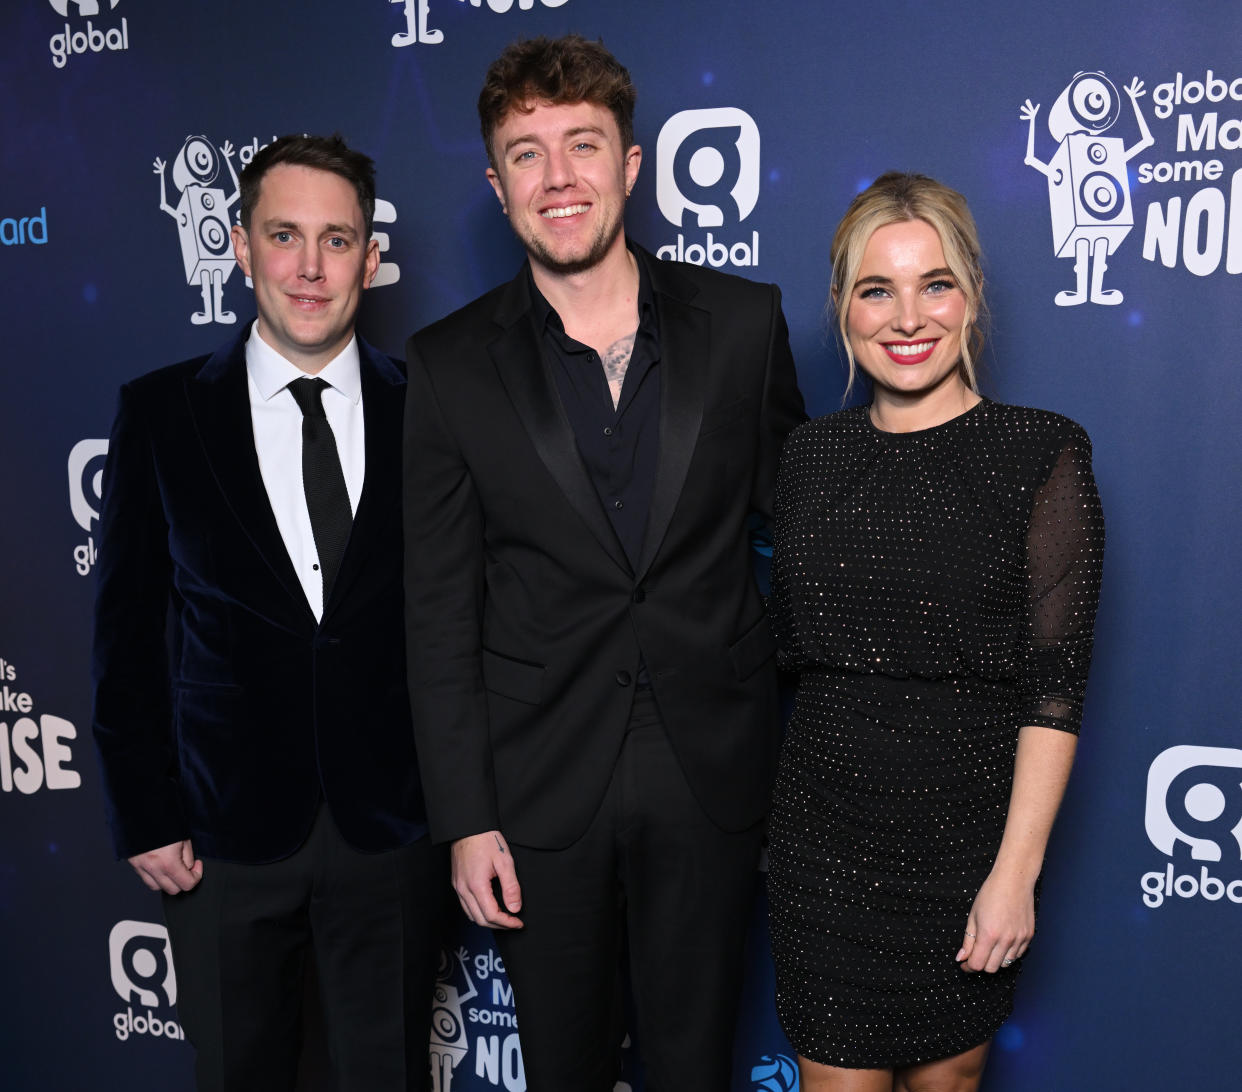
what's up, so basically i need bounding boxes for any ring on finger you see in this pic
[965,931,976,938]
[1001,957,1014,967]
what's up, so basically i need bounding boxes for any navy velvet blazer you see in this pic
[92,326,427,863]
[404,247,806,849]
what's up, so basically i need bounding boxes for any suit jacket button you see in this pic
[631,588,645,604]
[615,670,632,686]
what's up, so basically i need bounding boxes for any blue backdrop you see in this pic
[3,1,1241,1089]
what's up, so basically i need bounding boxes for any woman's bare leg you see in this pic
[893,1041,990,1092]
[798,1055,894,1092]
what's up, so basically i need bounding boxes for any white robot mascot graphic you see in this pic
[1021,72,1154,306]
[428,947,477,1091]
[154,136,240,325]
[390,0,442,46]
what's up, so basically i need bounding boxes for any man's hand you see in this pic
[128,840,203,895]
[451,831,523,930]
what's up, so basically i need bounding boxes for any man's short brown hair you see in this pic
[238,134,376,238]
[478,35,636,169]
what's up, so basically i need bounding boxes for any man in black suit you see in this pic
[404,37,805,1090]
[93,135,439,1092]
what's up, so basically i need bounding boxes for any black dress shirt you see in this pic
[530,253,661,570]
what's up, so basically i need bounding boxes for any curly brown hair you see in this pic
[478,35,636,169]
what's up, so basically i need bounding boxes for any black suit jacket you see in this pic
[92,326,427,863]
[403,246,805,849]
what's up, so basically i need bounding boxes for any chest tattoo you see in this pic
[602,331,637,409]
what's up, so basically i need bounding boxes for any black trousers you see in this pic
[162,806,443,1092]
[496,689,764,1091]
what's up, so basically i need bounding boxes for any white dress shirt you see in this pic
[245,325,365,621]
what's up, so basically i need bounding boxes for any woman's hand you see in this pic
[956,867,1035,973]
[955,724,1078,973]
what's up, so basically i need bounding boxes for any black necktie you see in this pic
[287,377,353,603]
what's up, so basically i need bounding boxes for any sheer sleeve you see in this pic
[1022,429,1105,732]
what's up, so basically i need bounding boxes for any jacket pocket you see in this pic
[728,615,776,681]
[481,648,545,705]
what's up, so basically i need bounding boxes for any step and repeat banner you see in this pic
[3,1,1241,1089]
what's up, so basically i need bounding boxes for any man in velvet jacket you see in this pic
[403,37,806,1091]
[92,135,438,1092]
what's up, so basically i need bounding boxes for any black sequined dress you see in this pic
[767,399,1104,1068]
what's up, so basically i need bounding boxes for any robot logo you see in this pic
[154,136,240,326]
[387,0,572,49]
[1020,72,1155,306]
[429,946,477,1089]
[427,940,636,1090]
[1058,72,1122,135]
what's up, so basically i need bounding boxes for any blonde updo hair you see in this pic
[828,172,987,398]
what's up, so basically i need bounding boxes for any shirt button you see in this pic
[603,426,614,436]
[613,500,624,510]
[615,670,632,686]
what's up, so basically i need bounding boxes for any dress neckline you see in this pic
[863,397,989,439]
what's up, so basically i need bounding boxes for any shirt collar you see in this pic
[244,323,363,405]
[528,242,656,338]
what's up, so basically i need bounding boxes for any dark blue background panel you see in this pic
[4,1,1241,1088]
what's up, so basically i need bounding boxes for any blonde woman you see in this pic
[767,173,1104,1092]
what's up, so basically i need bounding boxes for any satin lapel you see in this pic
[489,275,631,575]
[636,261,708,580]
[186,334,313,622]
[321,342,403,623]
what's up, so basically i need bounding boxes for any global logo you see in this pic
[49,0,119,12]
[656,107,761,268]
[1139,745,1242,908]
[1145,745,1242,862]
[47,0,129,70]
[388,0,572,49]
[108,920,185,1043]
[68,438,108,575]
[110,920,176,1008]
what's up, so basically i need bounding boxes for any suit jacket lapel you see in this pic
[636,249,707,580]
[186,327,314,623]
[489,271,632,575]
[321,339,404,622]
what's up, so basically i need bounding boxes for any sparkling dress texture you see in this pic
[767,398,1104,1067]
